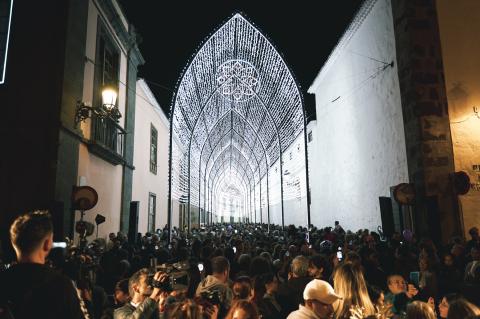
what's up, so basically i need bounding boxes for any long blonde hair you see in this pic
[333,262,375,318]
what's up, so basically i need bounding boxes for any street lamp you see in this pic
[75,86,120,126]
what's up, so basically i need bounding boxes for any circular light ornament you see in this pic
[216,59,260,102]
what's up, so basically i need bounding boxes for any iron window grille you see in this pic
[150,124,158,174]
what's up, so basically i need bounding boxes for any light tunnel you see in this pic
[168,13,310,238]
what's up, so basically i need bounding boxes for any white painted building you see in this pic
[75,0,143,240]
[132,79,170,233]
[308,0,409,231]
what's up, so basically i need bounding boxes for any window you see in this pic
[94,20,120,108]
[148,193,156,233]
[88,19,124,164]
[308,131,313,143]
[150,124,158,174]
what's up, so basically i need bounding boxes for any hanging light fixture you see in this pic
[74,86,120,126]
[101,86,118,110]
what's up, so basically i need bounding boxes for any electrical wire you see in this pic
[450,113,479,124]
[347,49,392,65]
[315,62,392,113]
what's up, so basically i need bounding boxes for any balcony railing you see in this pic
[88,114,126,165]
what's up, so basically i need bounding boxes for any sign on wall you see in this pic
[0,0,13,84]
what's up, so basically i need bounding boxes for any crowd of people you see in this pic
[0,210,479,319]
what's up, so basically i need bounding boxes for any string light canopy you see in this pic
[168,13,310,237]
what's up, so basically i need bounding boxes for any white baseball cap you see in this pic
[303,279,342,304]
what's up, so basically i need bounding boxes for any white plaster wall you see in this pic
[132,80,169,233]
[252,132,308,227]
[437,0,480,237]
[75,0,132,241]
[77,145,123,240]
[308,0,408,231]
[282,134,309,227]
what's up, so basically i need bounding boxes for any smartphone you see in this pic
[336,247,343,261]
[233,246,237,253]
[53,242,67,249]
[235,229,238,234]
[409,271,420,287]
[198,263,204,272]
[285,251,290,257]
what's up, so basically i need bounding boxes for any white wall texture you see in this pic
[75,0,130,241]
[132,79,170,233]
[251,132,309,227]
[282,134,309,227]
[437,0,480,237]
[308,0,409,231]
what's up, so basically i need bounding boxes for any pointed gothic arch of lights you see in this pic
[168,13,311,240]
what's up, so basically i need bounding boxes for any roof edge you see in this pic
[308,0,378,94]
[137,78,169,128]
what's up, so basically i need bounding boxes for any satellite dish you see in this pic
[393,183,415,205]
[72,186,98,211]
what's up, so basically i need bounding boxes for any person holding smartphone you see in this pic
[0,211,89,319]
[385,274,418,316]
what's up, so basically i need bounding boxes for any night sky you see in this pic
[117,1,362,120]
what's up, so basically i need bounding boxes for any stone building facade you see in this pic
[0,0,143,255]
[309,0,477,241]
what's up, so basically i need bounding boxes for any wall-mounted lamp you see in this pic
[75,86,120,126]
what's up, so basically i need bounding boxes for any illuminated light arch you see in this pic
[168,13,310,239]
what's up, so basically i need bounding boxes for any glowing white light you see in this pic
[216,59,260,102]
[0,0,13,85]
[170,13,307,225]
[102,86,117,110]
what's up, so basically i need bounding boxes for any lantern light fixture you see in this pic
[75,86,120,126]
